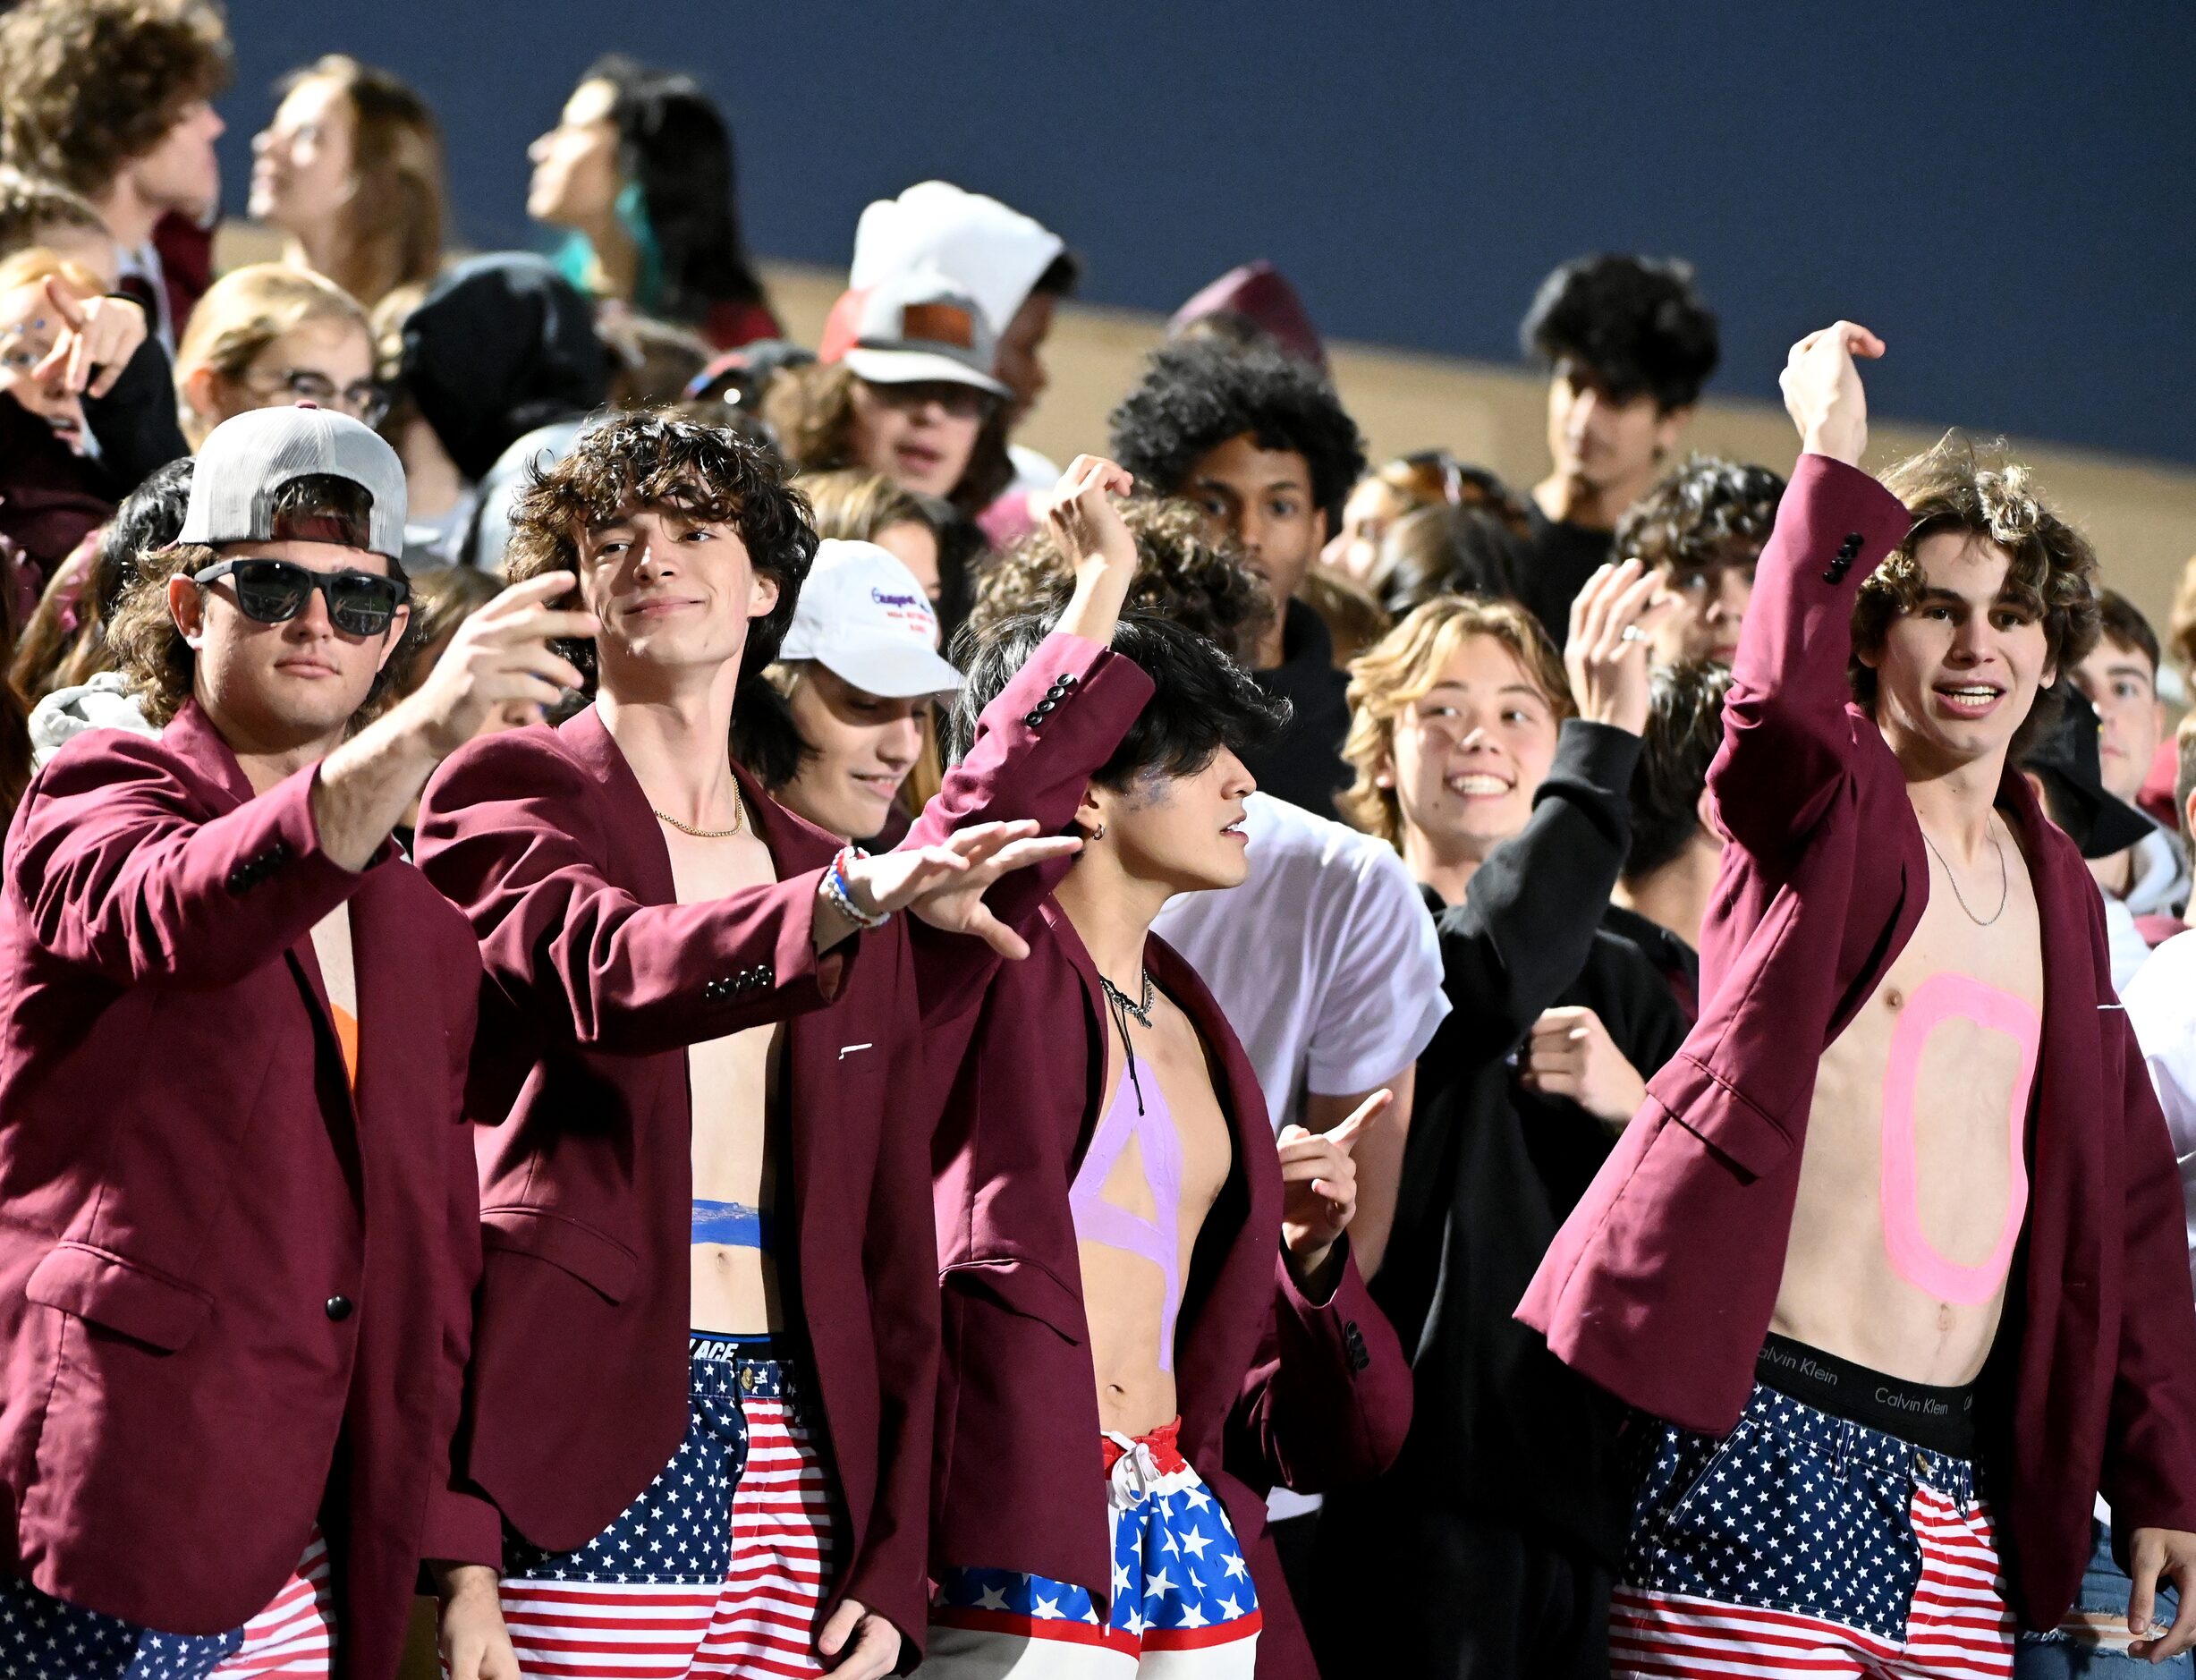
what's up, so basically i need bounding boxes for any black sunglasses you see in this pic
[191,558,411,637]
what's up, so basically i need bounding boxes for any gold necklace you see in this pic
[653,790,746,839]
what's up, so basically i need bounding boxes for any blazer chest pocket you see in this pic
[26,1243,216,1353]
[943,1257,1085,1345]
[483,1207,640,1304]
[1652,1055,1795,1182]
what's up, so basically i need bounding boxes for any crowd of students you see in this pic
[3,4,2196,1679]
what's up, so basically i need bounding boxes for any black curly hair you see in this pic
[961,495,1272,665]
[1626,659,1734,881]
[1615,454,1785,577]
[503,410,817,688]
[1521,254,1720,412]
[1107,338,1366,531]
[945,611,1289,793]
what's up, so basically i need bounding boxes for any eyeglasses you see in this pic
[242,368,390,427]
[863,378,995,421]
[191,558,410,637]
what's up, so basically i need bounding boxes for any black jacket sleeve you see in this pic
[82,331,188,496]
[1432,719,1642,1062]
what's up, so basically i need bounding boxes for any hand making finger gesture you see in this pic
[30,277,148,400]
[1279,1088,1392,1289]
[1780,320,1885,468]
[1564,557,1674,737]
[399,571,600,751]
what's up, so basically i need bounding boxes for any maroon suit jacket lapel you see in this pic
[160,701,354,1114]
[555,703,847,1267]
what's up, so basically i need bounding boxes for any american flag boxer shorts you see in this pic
[926,1419,1261,1676]
[0,1527,335,1679]
[499,1336,838,1678]
[1612,1337,2016,1678]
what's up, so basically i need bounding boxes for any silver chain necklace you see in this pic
[1098,970,1155,1028]
[1920,827,2009,927]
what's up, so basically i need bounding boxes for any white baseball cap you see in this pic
[180,405,409,561]
[847,181,1066,342]
[838,267,1012,399]
[777,540,964,698]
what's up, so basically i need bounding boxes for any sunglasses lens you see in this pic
[327,573,400,636]
[229,563,310,625]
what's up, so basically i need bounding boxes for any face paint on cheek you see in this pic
[1878,972,2039,1304]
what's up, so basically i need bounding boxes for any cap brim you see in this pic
[841,346,1010,399]
[812,638,966,699]
[2040,768,2158,859]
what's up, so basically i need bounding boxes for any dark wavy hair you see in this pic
[1627,659,1734,880]
[1373,503,1530,619]
[963,495,1272,665]
[1107,338,1366,530]
[1521,253,1719,412]
[585,55,767,321]
[1616,454,1785,578]
[0,0,232,199]
[13,455,193,700]
[1855,433,2100,759]
[503,411,816,690]
[946,611,1288,794]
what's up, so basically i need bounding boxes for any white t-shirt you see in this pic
[2120,928,2196,1293]
[1154,792,1446,1523]
[1153,792,1449,1135]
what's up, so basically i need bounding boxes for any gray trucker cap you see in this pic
[178,405,409,562]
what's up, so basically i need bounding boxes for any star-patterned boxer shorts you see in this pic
[926,1419,1261,1676]
[0,1527,335,1679]
[499,1335,839,1678]
[1612,1339,2016,1679]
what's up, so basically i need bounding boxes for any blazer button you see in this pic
[1058,673,1079,687]
[325,1295,354,1322]
[225,867,250,894]
[1024,711,1044,728]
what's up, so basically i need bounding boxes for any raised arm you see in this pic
[904,456,1154,963]
[9,735,375,989]
[1710,323,1912,854]
[415,734,850,1057]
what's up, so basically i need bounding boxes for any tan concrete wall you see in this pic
[759,260,2196,641]
[216,223,2196,638]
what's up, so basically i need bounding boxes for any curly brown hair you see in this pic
[758,360,1012,520]
[106,475,414,727]
[1615,454,1785,576]
[503,411,818,689]
[1854,433,2100,757]
[0,0,232,200]
[1340,594,1573,849]
[962,494,1274,665]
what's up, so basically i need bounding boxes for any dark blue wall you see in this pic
[220,1,2195,464]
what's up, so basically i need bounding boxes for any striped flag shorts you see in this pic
[1613,1362,2017,1679]
[499,1336,838,1678]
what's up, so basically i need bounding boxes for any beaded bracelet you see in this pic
[821,844,890,931]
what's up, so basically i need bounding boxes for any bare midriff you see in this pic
[665,819,786,1339]
[1772,812,2046,1387]
[1074,992,1234,1438]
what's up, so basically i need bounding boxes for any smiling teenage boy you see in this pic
[0,405,591,1680]
[1523,324,2196,1675]
[415,417,1152,1678]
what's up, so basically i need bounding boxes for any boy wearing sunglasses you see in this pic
[0,404,591,1680]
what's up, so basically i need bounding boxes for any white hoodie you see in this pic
[29,671,157,771]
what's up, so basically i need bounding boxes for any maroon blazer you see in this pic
[923,906,1415,1677]
[1520,453,2196,1628]
[413,632,1148,1655]
[0,702,496,1680]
